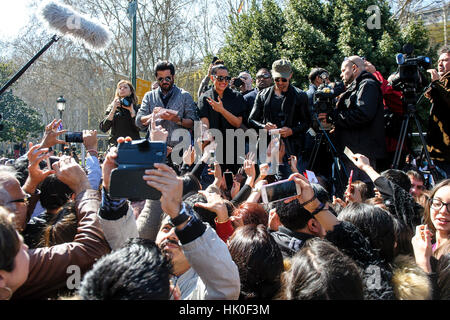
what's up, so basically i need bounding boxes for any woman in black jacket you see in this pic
[99,80,141,147]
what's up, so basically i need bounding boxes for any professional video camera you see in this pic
[312,76,345,130]
[390,44,431,100]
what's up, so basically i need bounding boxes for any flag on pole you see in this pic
[237,0,244,13]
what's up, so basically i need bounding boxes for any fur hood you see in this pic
[391,255,432,300]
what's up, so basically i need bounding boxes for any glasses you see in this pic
[430,198,450,212]
[157,76,172,83]
[274,77,288,83]
[8,193,32,206]
[256,73,271,80]
[214,75,231,82]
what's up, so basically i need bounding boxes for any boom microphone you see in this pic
[0,1,112,96]
[39,0,112,50]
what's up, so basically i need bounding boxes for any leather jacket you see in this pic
[248,85,311,155]
[12,190,111,300]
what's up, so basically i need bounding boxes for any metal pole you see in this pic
[129,0,137,89]
[59,110,64,153]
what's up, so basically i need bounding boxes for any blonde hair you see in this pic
[114,80,138,105]
[392,255,432,300]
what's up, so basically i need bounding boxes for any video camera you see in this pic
[312,77,345,130]
[109,139,167,201]
[390,44,431,100]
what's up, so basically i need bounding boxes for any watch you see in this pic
[176,117,183,126]
[169,202,190,227]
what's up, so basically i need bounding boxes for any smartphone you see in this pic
[224,172,233,190]
[260,179,301,204]
[343,146,355,162]
[348,169,354,193]
[65,131,83,143]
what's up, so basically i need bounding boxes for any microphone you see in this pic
[38,1,112,51]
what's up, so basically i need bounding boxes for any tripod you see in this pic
[391,86,440,182]
[308,112,348,198]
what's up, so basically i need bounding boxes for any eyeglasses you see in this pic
[256,73,271,80]
[274,77,288,83]
[8,193,32,206]
[214,75,231,82]
[430,198,450,212]
[157,76,172,83]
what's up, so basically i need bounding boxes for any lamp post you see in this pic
[56,95,66,152]
[128,0,137,88]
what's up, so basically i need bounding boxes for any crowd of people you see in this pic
[0,45,449,301]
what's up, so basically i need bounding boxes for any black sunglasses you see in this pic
[214,75,231,82]
[274,77,288,83]
[256,73,271,80]
[157,76,172,83]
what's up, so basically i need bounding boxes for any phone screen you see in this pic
[263,180,298,203]
[224,172,233,190]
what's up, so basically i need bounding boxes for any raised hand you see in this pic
[40,119,67,149]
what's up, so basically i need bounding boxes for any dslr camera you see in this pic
[120,96,133,107]
[233,77,244,88]
[109,139,167,201]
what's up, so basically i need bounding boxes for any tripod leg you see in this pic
[413,115,440,182]
[393,116,410,169]
[308,134,323,171]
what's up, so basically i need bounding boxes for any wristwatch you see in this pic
[169,202,190,227]
[176,117,183,126]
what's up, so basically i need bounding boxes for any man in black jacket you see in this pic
[319,56,386,185]
[248,59,311,170]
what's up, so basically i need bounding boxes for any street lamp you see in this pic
[56,95,66,120]
[56,95,66,152]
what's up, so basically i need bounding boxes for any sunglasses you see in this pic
[256,73,271,80]
[214,75,231,82]
[274,77,288,83]
[8,193,32,205]
[157,76,172,83]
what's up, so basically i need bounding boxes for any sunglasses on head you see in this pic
[256,73,271,80]
[274,77,288,83]
[214,75,231,82]
[157,76,172,83]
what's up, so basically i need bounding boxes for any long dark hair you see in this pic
[228,224,283,300]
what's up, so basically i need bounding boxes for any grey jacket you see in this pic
[135,85,198,146]
[98,201,240,300]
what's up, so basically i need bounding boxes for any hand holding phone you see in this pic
[260,179,301,204]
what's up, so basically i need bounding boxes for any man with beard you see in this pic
[425,46,450,177]
[136,61,198,147]
[96,145,240,300]
[318,56,386,186]
[248,59,311,171]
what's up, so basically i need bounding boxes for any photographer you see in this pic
[99,80,141,148]
[306,67,330,110]
[231,71,253,96]
[425,46,450,177]
[318,56,386,186]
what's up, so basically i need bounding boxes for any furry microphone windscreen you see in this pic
[39,1,112,51]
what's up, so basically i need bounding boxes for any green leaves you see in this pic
[219,0,433,91]
[0,63,44,142]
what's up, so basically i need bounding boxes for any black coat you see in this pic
[248,85,311,156]
[330,71,386,160]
